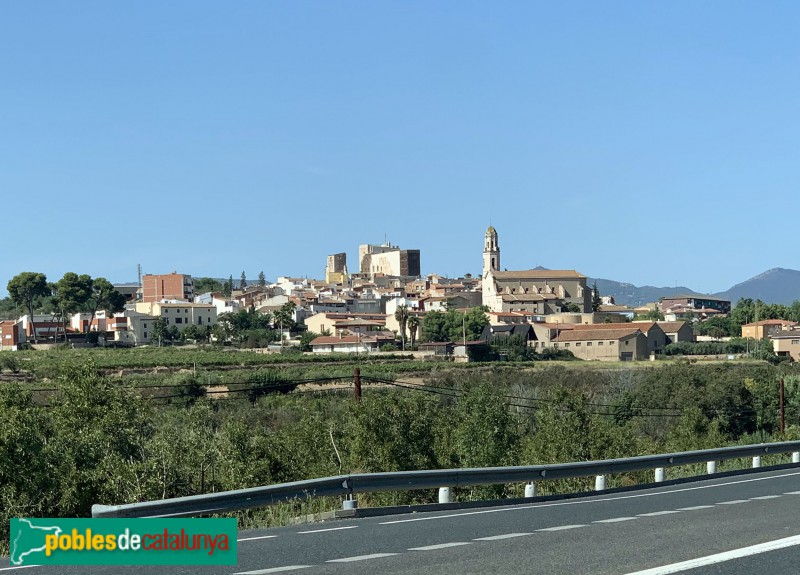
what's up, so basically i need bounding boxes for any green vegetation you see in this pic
[420,306,489,343]
[3,356,800,556]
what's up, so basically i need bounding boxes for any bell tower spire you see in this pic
[483,226,500,277]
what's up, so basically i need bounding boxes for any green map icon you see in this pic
[10,518,63,565]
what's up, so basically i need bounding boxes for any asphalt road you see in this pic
[4,468,800,575]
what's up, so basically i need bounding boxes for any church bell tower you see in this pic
[483,226,500,277]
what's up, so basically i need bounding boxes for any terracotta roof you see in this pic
[742,320,797,327]
[770,332,800,339]
[555,327,642,342]
[657,321,690,332]
[492,270,585,280]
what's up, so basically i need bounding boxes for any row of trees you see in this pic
[6,272,126,343]
[194,272,268,298]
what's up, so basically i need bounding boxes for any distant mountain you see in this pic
[713,268,800,306]
[589,278,699,308]
[588,267,800,307]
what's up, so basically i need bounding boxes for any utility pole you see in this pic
[354,367,361,402]
[780,376,785,435]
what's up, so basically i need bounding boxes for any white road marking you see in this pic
[379,471,800,525]
[537,524,586,532]
[716,500,749,505]
[474,533,534,540]
[750,495,781,500]
[409,542,472,550]
[298,525,359,534]
[238,535,278,542]
[234,567,311,574]
[593,517,637,523]
[621,533,800,575]
[0,568,40,573]
[784,491,800,495]
[676,505,715,511]
[327,553,398,562]
[637,510,681,517]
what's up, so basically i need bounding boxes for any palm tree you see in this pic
[394,305,409,350]
[407,315,420,349]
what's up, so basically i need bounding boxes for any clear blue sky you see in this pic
[3,2,799,296]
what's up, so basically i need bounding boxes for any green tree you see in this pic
[298,331,320,352]
[258,271,266,287]
[407,315,420,348]
[394,305,409,350]
[227,275,234,295]
[591,281,602,312]
[240,271,247,290]
[151,317,168,346]
[273,301,297,335]
[84,278,126,331]
[51,273,93,340]
[7,272,50,343]
[421,310,448,342]
[194,277,224,294]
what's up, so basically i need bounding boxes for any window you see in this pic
[625,340,629,345]
[144,332,147,338]
[587,342,592,346]
[164,308,169,313]
[598,341,604,346]
[793,340,799,345]
[575,342,581,347]
[175,317,183,324]
[610,341,615,345]
[564,343,570,347]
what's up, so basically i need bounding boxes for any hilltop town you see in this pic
[2,227,799,363]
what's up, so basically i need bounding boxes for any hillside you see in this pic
[713,268,800,306]
[589,278,699,307]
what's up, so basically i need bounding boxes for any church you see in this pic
[481,226,591,314]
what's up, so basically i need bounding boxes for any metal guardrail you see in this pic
[92,440,800,518]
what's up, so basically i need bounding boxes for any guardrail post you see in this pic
[654,467,665,482]
[793,452,800,464]
[594,475,606,491]
[752,456,762,468]
[707,461,717,474]
[438,487,452,504]
[342,495,357,510]
[525,483,536,498]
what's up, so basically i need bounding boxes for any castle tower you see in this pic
[483,226,500,278]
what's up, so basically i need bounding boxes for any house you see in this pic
[418,342,455,356]
[660,294,731,316]
[0,320,20,350]
[569,322,667,354]
[309,332,395,354]
[195,292,240,315]
[142,273,193,303]
[16,315,67,342]
[134,301,217,330]
[657,321,695,344]
[481,227,590,314]
[597,305,635,320]
[304,312,388,336]
[553,327,649,361]
[741,320,798,341]
[771,331,800,361]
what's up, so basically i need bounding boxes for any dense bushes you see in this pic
[3,360,800,554]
